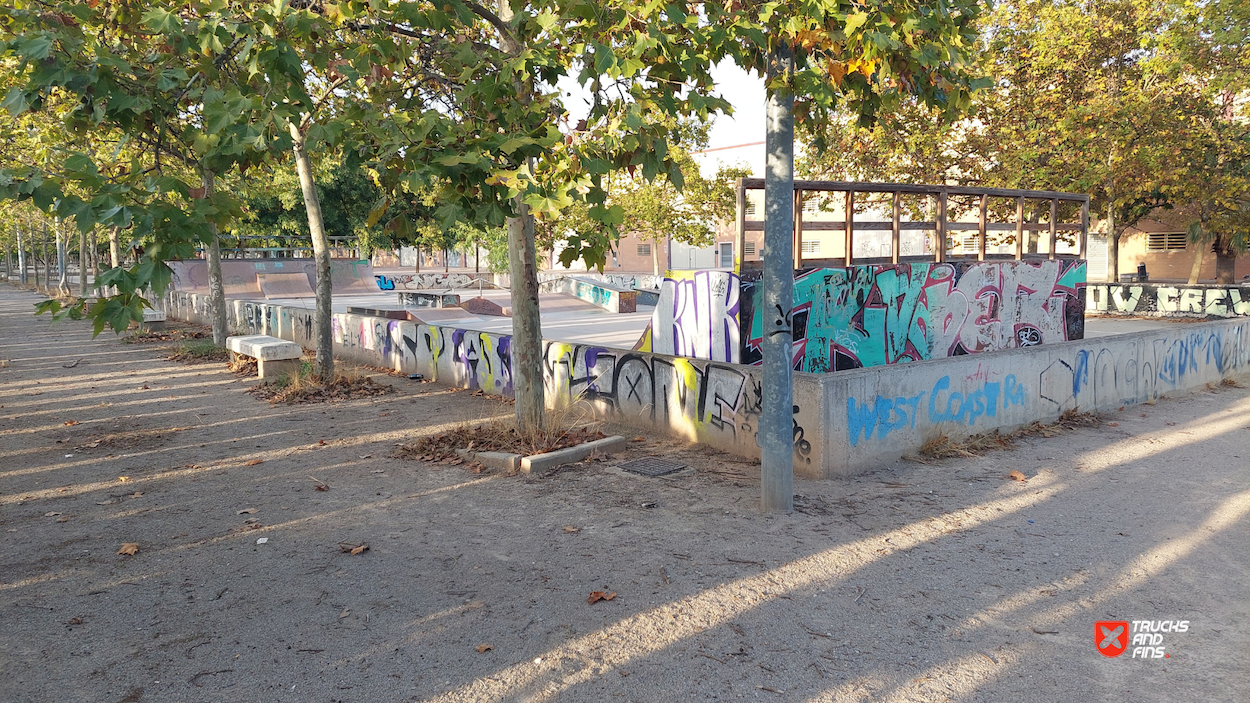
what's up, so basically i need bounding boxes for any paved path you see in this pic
[1,284,1247,702]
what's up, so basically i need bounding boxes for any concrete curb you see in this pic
[455,449,522,472]
[520,435,627,474]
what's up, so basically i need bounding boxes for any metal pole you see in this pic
[844,189,854,267]
[1079,198,1089,259]
[977,194,988,261]
[1014,197,1024,261]
[41,224,49,291]
[761,44,795,514]
[792,189,803,269]
[891,191,901,265]
[1048,198,1058,260]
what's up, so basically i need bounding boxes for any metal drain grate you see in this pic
[618,457,687,477]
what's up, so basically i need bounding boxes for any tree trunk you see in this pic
[506,189,546,434]
[497,0,545,434]
[79,227,88,296]
[289,122,334,379]
[761,44,795,514]
[16,225,26,285]
[1215,236,1236,284]
[201,170,229,346]
[1187,241,1205,285]
[1105,190,1118,283]
[651,239,660,276]
[56,222,69,296]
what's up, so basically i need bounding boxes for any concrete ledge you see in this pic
[227,335,303,361]
[455,449,522,472]
[519,435,626,474]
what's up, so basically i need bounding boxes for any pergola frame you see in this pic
[734,178,1090,272]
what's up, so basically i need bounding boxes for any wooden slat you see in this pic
[739,178,1092,204]
[1080,199,1089,259]
[1048,198,1058,260]
[935,190,947,263]
[844,189,854,267]
[735,178,746,272]
[891,191,901,265]
[743,220,1083,233]
[977,193,988,262]
[1014,197,1024,261]
[793,189,804,269]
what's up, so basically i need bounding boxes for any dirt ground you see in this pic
[1,285,1247,703]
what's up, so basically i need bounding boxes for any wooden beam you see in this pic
[891,191,901,265]
[935,190,947,263]
[1048,198,1058,260]
[1079,199,1089,259]
[1014,197,1024,261]
[738,178,1093,203]
[844,189,855,267]
[793,189,804,269]
[977,193,988,261]
[735,178,746,273]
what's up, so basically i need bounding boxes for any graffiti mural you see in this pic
[374,272,500,291]
[1087,284,1250,318]
[636,270,742,363]
[742,260,1086,372]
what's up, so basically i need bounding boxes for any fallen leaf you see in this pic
[1108,422,1119,427]
[587,590,617,604]
[360,454,374,459]
[318,440,327,446]
[95,500,115,505]
[56,517,69,523]
[632,436,645,442]
[562,526,580,534]
[245,459,263,466]
[237,508,258,515]
[338,609,350,619]
[117,543,139,556]
[63,420,79,426]
[44,511,62,517]
[475,643,493,653]
[350,544,369,555]
[118,476,130,483]
[1009,470,1027,481]
[315,484,329,491]
[67,617,83,625]
[129,491,143,498]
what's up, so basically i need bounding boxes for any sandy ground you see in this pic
[1,284,1247,703]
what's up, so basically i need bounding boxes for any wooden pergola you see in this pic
[734,179,1090,271]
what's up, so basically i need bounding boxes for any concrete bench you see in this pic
[226,335,303,379]
[136,308,166,332]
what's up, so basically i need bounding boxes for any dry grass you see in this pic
[1221,377,1245,388]
[396,403,604,463]
[122,326,211,344]
[166,340,230,364]
[247,363,396,404]
[916,409,1101,461]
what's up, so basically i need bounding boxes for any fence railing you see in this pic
[735,178,1090,270]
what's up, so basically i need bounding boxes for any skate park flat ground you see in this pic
[261,286,1182,352]
[2,284,1247,702]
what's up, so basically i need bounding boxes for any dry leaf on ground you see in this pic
[118,476,130,483]
[339,542,369,555]
[44,512,61,517]
[245,459,263,466]
[562,526,580,534]
[587,590,617,604]
[1009,470,1027,481]
[237,508,258,515]
[117,543,139,556]
[475,644,493,653]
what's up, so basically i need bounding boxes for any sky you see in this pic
[557,59,769,178]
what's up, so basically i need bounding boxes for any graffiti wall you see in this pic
[829,319,1250,474]
[374,272,501,291]
[636,270,742,363]
[164,290,822,475]
[740,260,1087,372]
[538,275,639,313]
[1087,283,1250,318]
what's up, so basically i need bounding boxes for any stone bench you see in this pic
[226,335,303,379]
[136,308,167,332]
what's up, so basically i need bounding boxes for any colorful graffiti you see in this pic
[636,270,742,363]
[373,272,499,291]
[743,260,1086,372]
[1087,284,1250,318]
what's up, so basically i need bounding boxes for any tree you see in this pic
[802,0,1250,282]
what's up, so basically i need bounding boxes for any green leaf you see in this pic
[2,88,29,116]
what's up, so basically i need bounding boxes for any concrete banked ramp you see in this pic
[168,259,381,299]
[538,275,637,313]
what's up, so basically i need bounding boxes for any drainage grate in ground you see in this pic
[618,457,688,477]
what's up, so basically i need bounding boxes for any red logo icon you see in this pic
[1096,621,1130,657]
